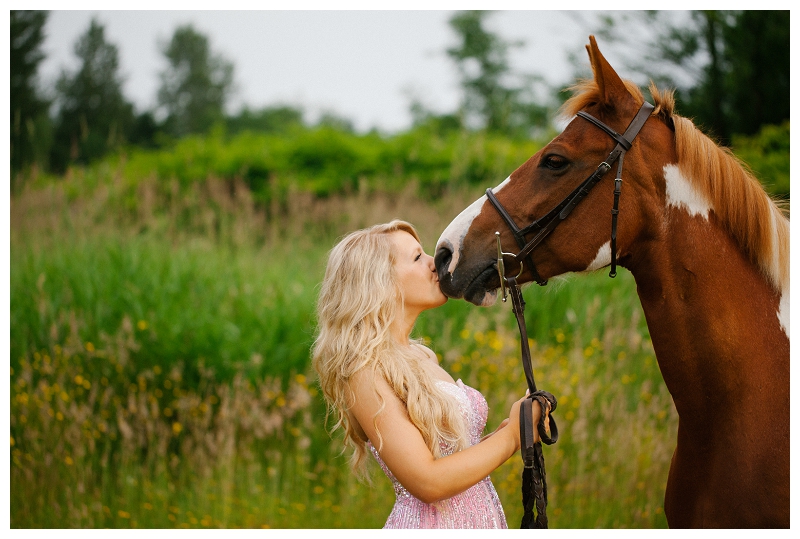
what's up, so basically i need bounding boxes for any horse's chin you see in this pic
[463,266,500,306]
[477,288,498,307]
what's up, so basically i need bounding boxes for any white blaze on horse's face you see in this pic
[436,176,510,275]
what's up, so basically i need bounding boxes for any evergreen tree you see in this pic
[157,25,234,137]
[50,18,134,172]
[10,10,51,178]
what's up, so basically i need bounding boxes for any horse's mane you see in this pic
[561,79,790,294]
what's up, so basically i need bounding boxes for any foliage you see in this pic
[10,10,789,190]
[719,11,789,136]
[588,10,789,145]
[10,10,51,178]
[226,105,305,136]
[50,18,135,173]
[731,122,790,199]
[157,25,234,138]
[34,124,545,210]
[26,113,787,212]
[10,236,318,387]
[447,10,550,137]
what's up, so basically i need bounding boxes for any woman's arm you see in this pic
[480,417,510,442]
[348,370,539,504]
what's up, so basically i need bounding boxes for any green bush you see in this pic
[732,121,790,198]
[29,125,545,212]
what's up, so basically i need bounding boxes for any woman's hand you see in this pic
[503,393,552,450]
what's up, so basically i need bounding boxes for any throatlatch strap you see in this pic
[578,102,653,277]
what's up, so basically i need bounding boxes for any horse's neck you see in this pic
[628,210,789,428]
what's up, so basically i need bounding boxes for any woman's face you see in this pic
[389,230,447,314]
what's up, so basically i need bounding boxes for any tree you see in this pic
[157,25,234,138]
[581,11,789,144]
[10,10,51,178]
[718,11,789,136]
[446,11,549,136]
[50,18,134,172]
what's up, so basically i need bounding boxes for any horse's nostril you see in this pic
[434,242,453,277]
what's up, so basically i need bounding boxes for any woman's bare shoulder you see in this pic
[347,368,402,412]
[414,343,440,364]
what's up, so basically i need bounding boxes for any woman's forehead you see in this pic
[388,230,421,253]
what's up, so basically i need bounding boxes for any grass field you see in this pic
[10,172,678,528]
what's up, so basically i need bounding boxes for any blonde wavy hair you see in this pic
[312,220,467,476]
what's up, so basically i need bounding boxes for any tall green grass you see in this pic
[11,162,677,528]
[11,234,321,384]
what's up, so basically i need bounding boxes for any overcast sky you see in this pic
[39,9,611,133]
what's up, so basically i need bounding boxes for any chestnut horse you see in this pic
[434,36,789,528]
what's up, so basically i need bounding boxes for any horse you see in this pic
[433,36,789,528]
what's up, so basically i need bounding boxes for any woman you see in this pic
[312,220,544,529]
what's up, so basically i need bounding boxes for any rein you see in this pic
[495,234,558,529]
[489,101,654,528]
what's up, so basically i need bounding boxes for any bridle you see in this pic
[487,100,654,285]
[488,101,653,528]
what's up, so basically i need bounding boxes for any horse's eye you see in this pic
[542,155,568,170]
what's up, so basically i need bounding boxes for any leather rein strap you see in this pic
[486,101,654,284]
[488,102,653,528]
[507,274,558,529]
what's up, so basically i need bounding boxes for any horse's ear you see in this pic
[586,35,629,108]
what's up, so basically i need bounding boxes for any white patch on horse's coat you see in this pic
[583,241,612,272]
[437,176,511,274]
[767,205,789,291]
[777,291,789,339]
[664,164,712,219]
[770,205,790,340]
[662,166,790,340]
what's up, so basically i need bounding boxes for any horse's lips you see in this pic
[463,266,500,306]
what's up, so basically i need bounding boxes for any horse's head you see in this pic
[435,36,673,305]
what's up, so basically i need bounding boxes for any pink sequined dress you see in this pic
[368,379,508,529]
